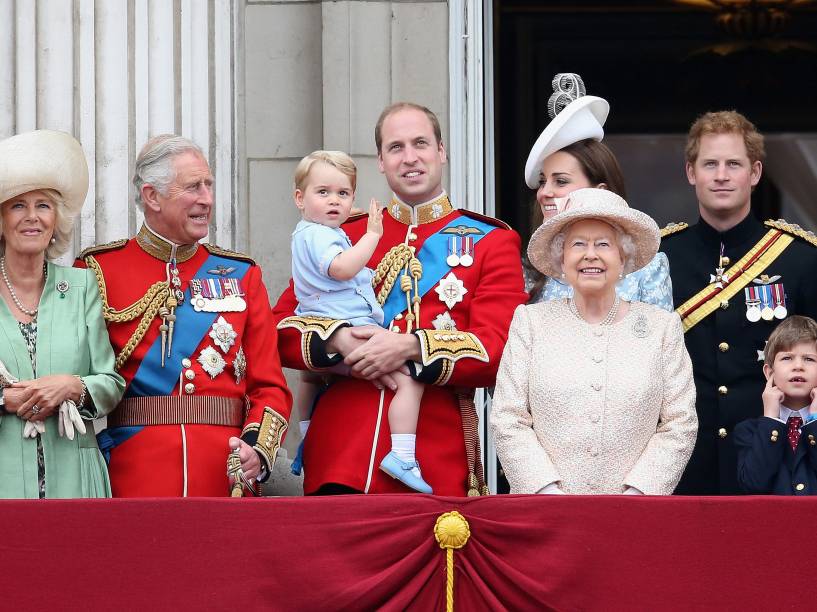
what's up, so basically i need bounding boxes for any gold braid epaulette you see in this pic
[372,243,414,305]
[765,219,817,248]
[78,238,128,259]
[203,243,256,265]
[85,254,169,371]
[659,222,688,239]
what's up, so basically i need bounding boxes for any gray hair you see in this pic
[0,189,74,260]
[132,135,206,210]
[549,220,637,278]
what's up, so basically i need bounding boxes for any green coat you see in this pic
[0,263,125,498]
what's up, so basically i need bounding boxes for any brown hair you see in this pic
[764,315,817,367]
[527,139,627,301]
[685,110,765,165]
[374,102,443,153]
[294,150,357,192]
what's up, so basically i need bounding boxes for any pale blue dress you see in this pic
[532,252,674,311]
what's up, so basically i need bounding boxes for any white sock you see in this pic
[299,420,310,437]
[391,434,416,462]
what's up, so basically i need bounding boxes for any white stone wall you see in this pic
[242,0,450,301]
[0,0,239,258]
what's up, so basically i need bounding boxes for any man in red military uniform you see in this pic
[78,135,292,497]
[274,103,526,495]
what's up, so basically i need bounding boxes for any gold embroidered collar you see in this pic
[136,224,199,263]
[387,193,454,226]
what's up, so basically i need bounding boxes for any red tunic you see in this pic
[274,195,526,495]
[78,227,292,497]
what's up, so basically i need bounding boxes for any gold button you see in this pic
[395,313,403,320]
[718,427,727,439]
[184,369,195,380]
[720,300,729,310]
[811,439,816,446]
[391,326,400,332]
[720,256,730,267]
[409,233,418,241]
[182,358,192,368]
[809,434,814,441]
[718,342,729,352]
[796,483,806,491]
[184,383,195,394]
[771,430,779,442]
[718,385,728,395]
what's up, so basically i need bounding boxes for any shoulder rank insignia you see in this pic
[203,243,256,265]
[659,222,688,239]
[78,238,128,260]
[441,225,485,236]
[765,219,817,248]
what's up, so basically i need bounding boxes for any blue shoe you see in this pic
[379,451,433,494]
[290,439,305,476]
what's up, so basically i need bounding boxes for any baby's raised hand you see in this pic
[367,198,384,237]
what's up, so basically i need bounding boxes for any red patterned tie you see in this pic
[787,415,803,451]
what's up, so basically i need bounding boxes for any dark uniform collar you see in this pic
[386,192,454,226]
[694,212,763,248]
[136,223,199,263]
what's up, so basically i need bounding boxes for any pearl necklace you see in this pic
[568,294,620,326]
[1,256,46,317]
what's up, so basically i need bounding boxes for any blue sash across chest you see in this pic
[126,254,251,397]
[380,215,497,325]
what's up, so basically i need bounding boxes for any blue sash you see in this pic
[381,216,497,325]
[126,254,251,397]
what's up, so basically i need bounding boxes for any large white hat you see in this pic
[527,188,659,278]
[0,130,89,216]
[524,73,609,189]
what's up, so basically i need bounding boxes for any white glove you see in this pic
[58,400,86,440]
[23,420,46,438]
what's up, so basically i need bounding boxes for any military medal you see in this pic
[744,287,761,322]
[233,346,247,385]
[459,237,474,267]
[446,236,460,267]
[209,316,237,353]
[709,244,730,289]
[759,285,774,321]
[198,346,227,379]
[435,272,467,309]
[432,311,457,331]
[772,283,787,319]
[190,278,247,312]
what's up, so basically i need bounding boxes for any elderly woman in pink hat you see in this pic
[490,188,697,495]
[0,130,124,498]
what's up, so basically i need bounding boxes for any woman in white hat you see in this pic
[0,130,125,498]
[524,73,673,309]
[490,188,697,494]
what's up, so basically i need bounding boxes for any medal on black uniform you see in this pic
[772,283,788,319]
[744,287,762,322]
[759,285,775,321]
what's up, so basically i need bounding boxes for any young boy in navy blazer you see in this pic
[735,316,817,495]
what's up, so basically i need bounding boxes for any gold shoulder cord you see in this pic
[371,228,424,331]
[86,255,170,371]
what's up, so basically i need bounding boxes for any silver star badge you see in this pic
[209,316,237,353]
[434,272,467,309]
[432,311,457,331]
[233,346,247,385]
[431,203,443,219]
[198,346,226,379]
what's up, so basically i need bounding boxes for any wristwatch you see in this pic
[0,387,5,413]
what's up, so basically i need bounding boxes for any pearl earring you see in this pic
[50,237,57,244]
[618,272,623,280]
[560,272,566,279]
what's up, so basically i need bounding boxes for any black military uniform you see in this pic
[662,213,817,495]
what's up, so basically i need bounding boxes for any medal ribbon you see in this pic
[676,229,794,333]
[126,254,251,397]
[380,216,497,325]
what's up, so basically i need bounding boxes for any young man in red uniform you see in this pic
[78,135,292,497]
[274,103,527,495]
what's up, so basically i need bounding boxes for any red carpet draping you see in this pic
[1,494,811,611]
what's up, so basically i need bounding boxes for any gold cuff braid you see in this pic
[243,407,288,472]
[277,315,349,342]
[415,329,489,367]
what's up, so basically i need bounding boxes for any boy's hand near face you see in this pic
[762,376,785,419]
[809,388,817,419]
[367,198,384,237]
